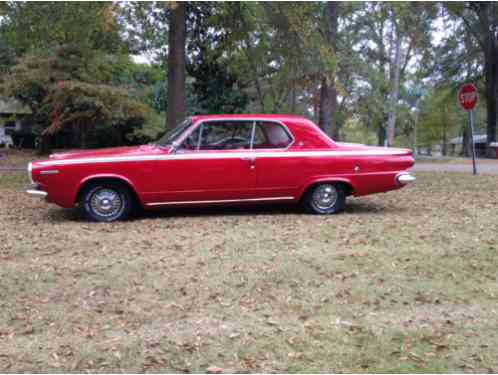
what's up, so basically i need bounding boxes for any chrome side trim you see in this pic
[146,196,295,206]
[37,149,409,167]
[40,169,59,175]
[175,118,296,152]
[396,172,416,185]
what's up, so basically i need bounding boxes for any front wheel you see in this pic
[303,183,346,214]
[79,181,133,222]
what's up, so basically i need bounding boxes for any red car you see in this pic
[27,114,415,222]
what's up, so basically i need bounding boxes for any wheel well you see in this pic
[76,177,141,206]
[301,180,354,200]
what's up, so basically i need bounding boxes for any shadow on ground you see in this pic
[46,199,390,222]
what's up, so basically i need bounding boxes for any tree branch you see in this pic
[400,38,413,76]
[455,7,486,50]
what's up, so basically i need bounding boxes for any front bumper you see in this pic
[26,184,48,198]
[396,172,416,185]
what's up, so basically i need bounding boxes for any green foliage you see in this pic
[418,88,455,146]
[342,3,436,144]
[43,81,149,134]
[186,5,249,114]
[128,109,165,144]
[0,45,156,145]
[0,2,126,57]
[1,1,494,149]
[415,86,491,151]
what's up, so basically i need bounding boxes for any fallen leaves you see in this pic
[1,166,498,372]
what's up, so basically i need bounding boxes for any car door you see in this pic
[252,121,305,199]
[146,120,257,204]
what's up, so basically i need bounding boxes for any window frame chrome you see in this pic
[172,118,295,153]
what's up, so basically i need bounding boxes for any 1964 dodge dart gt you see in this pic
[26,114,415,222]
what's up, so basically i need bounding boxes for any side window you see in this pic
[253,122,293,149]
[180,125,202,150]
[180,121,253,150]
[253,125,267,146]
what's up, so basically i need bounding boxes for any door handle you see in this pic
[240,155,256,169]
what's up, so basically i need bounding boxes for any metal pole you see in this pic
[413,101,419,157]
[469,110,477,175]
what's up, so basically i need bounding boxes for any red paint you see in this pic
[29,115,415,209]
[458,84,478,111]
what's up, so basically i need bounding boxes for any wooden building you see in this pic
[0,97,32,147]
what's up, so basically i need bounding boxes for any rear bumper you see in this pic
[396,172,416,185]
[26,184,48,198]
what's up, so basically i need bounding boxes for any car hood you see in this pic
[47,144,169,160]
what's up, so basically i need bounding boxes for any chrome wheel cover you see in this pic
[312,184,338,210]
[89,188,123,218]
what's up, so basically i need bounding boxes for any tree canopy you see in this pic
[0,1,496,154]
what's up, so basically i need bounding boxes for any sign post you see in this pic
[458,84,478,175]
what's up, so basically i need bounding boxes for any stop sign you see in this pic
[458,84,478,111]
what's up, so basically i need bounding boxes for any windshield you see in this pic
[155,118,193,147]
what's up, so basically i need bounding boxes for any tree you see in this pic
[345,3,435,146]
[445,3,498,155]
[121,3,250,123]
[417,87,460,155]
[166,2,186,130]
[0,2,162,152]
[318,2,338,139]
[0,45,155,152]
[0,2,126,57]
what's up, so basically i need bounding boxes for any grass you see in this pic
[0,149,498,372]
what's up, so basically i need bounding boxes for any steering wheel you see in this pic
[216,136,250,149]
[181,135,197,150]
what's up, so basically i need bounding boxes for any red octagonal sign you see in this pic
[458,83,478,111]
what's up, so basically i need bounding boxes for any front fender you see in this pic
[75,173,143,206]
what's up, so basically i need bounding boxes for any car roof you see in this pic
[190,114,311,124]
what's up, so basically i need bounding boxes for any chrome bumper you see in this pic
[26,184,48,198]
[396,172,416,185]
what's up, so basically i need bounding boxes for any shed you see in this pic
[449,134,489,157]
[0,97,32,147]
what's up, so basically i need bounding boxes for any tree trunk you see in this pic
[442,116,448,156]
[377,125,386,146]
[485,32,498,155]
[439,104,447,156]
[313,87,320,123]
[166,2,186,130]
[318,1,338,139]
[288,79,296,113]
[462,123,472,157]
[319,77,332,136]
[80,123,87,149]
[386,23,402,146]
[37,134,51,155]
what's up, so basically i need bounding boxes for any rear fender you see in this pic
[298,176,356,200]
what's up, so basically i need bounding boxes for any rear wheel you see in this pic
[303,183,346,214]
[79,181,133,222]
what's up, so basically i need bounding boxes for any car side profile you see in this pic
[27,114,415,222]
